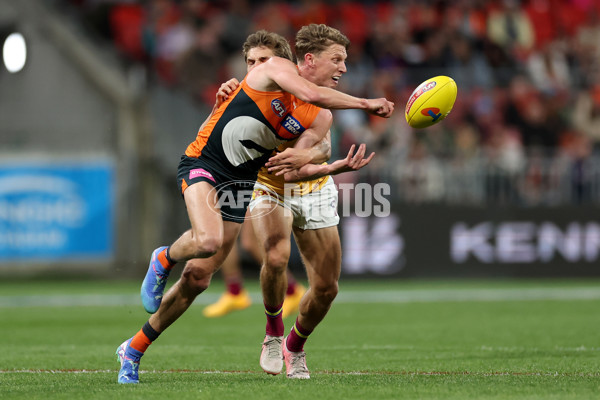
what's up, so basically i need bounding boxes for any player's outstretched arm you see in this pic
[274,143,375,183]
[309,132,332,163]
[250,57,395,118]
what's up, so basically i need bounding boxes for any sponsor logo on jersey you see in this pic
[282,114,304,136]
[405,81,437,114]
[271,99,287,117]
[189,168,216,182]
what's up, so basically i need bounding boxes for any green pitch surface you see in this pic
[1,279,599,399]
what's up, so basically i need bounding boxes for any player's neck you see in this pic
[297,63,318,86]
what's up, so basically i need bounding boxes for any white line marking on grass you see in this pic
[1,287,600,308]
[2,369,599,377]
[480,345,600,352]
[334,287,600,304]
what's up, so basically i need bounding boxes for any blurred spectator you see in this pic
[481,37,518,87]
[526,40,572,95]
[453,121,483,164]
[220,0,253,55]
[291,0,331,30]
[142,0,181,61]
[153,3,196,84]
[447,32,495,91]
[572,81,600,153]
[504,75,562,150]
[396,139,445,203]
[250,1,294,39]
[523,0,557,49]
[574,8,600,85]
[487,0,535,62]
[483,124,526,204]
[444,0,488,41]
[173,16,226,102]
[331,1,369,49]
[564,133,594,204]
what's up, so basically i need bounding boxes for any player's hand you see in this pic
[366,98,394,118]
[266,147,313,176]
[329,144,375,174]
[214,78,240,108]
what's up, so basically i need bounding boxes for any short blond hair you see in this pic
[295,24,350,61]
[242,30,293,62]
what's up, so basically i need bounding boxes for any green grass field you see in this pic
[1,278,599,399]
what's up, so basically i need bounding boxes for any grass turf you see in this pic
[1,279,599,399]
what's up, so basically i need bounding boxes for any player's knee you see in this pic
[312,281,339,304]
[264,248,289,273]
[181,263,212,295]
[191,235,222,258]
[263,236,290,272]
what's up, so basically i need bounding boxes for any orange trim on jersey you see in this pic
[180,178,188,194]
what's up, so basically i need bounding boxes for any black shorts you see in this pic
[176,155,256,223]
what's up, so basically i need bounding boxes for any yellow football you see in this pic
[405,76,457,129]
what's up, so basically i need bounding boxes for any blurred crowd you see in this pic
[64,0,600,205]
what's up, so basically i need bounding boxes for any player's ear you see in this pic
[305,53,315,67]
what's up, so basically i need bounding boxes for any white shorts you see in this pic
[249,177,340,230]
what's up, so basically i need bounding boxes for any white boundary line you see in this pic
[1,369,599,377]
[1,287,600,308]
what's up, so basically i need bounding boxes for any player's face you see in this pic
[246,46,275,72]
[310,44,347,88]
